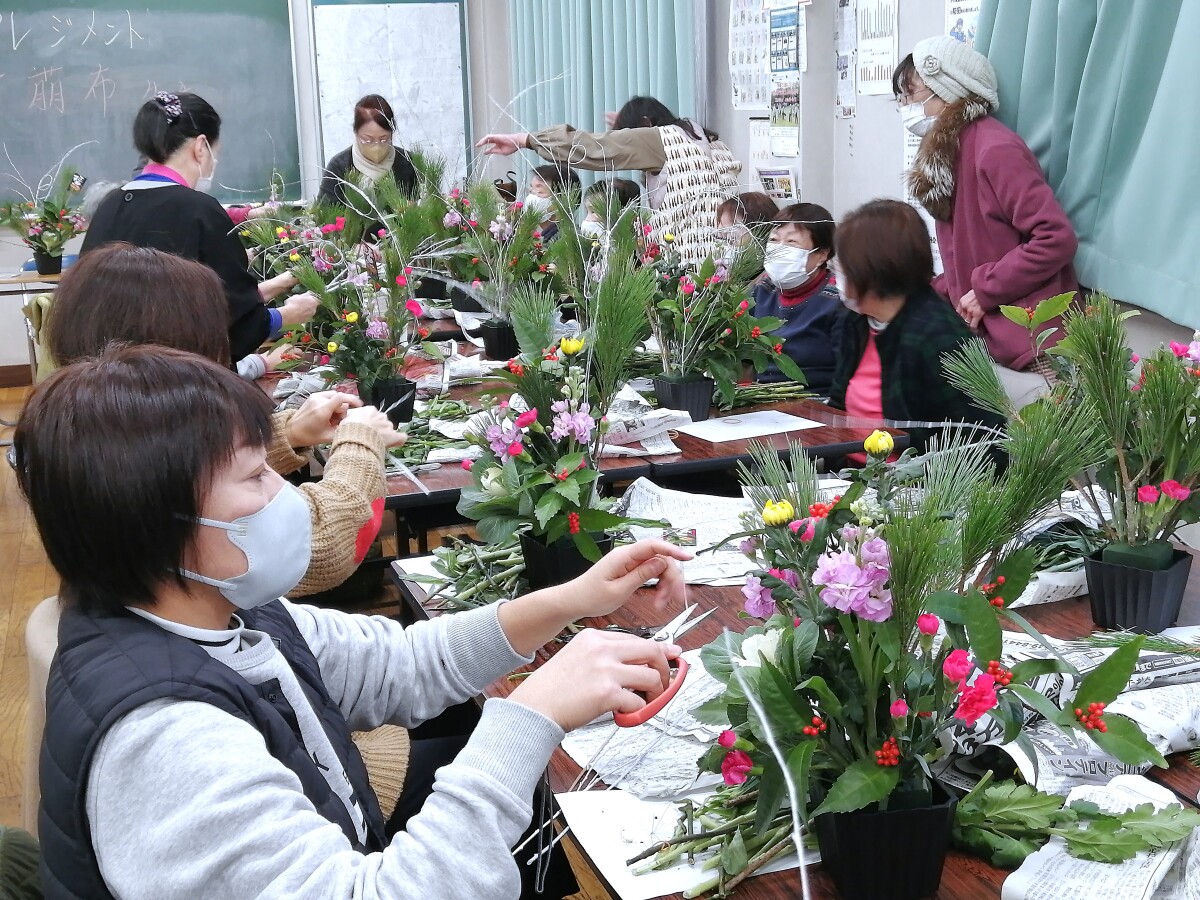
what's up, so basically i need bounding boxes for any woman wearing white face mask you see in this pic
[523,163,581,241]
[318,94,418,207]
[579,177,641,241]
[895,37,1078,373]
[82,92,317,362]
[750,203,841,393]
[23,345,690,900]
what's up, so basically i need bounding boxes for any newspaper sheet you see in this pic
[615,478,756,585]
[1001,776,1191,900]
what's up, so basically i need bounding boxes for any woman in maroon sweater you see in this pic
[895,37,1078,371]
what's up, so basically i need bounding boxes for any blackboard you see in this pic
[0,0,301,203]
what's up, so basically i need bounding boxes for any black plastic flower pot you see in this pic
[652,375,715,423]
[815,785,957,900]
[480,319,519,361]
[414,276,447,301]
[449,285,485,313]
[519,532,613,591]
[1084,547,1192,633]
[32,250,62,276]
[364,376,416,426]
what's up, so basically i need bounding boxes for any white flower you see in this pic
[850,495,885,526]
[737,630,782,668]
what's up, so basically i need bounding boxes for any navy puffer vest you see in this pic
[39,600,387,899]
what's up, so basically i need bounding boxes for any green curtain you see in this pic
[977,0,1200,327]
[508,0,696,170]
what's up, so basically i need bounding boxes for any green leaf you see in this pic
[1104,802,1200,848]
[476,516,524,545]
[1073,636,1145,709]
[1010,658,1074,684]
[1030,293,1075,329]
[1086,713,1168,769]
[691,695,733,727]
[991,548,1037,607]
[792,620,818,672]
[1008,684,1073,730]
[796,675,843,718]
[755,659,810,735]
[700,632,746,685]
[812,758,900,817]
[772,353,807,385]
[720,828,750,876]
[556,451,585,473]
[925,590,1002,664]
[754,758,787,836]
[572,529,602,563]
[1000,304,1034,329]
[552,478,581,505]
[786,740,816,822]
[1059,819,1146,863]
[534,491,563,529]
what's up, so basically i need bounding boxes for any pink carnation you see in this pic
[1170,341,1189,358]
[721,750,753,786]
[718,730,737,748]
[405,298,423,317]
[395,274,408,287]
[1161,480,1191,502]
[890,699,909,718]
[506,441,524,458]
[917,613,940,636]
[461,459,473,471]
[1137,485,1161,504]
[514,408,539,428]
[789,518,816,542]
[954,673,999,727]
[942,648,972,683]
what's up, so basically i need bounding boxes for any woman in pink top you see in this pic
[895,37,1078,371]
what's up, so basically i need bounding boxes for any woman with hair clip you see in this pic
[477,96,741,264]
[319,94,418,206]
[82,92,318,362]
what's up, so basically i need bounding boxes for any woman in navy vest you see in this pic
[18,346,688,900]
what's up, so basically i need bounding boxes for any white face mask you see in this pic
[196,137,219,193]
[764,244,821,290]
[179,483,312,608]
[524,193,553,216]
[579,218,606,240]
[901,100,937,137]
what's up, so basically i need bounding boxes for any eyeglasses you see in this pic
[895,88,933,108]
[356,135,392,146]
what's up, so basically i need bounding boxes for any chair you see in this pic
[22,596,408,836]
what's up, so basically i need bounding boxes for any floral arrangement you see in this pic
[632,411,1163,893]
[647,241,804,406]
[0,166,87,258]
[947,293,1200,568]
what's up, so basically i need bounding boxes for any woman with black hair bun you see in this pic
[477,95,741,264]
[81,92,318,362]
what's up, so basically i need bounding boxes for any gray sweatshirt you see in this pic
[85,600,565,900]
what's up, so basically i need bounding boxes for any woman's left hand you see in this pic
[475,133,528,156]
[569,539,692,620]
[958,290,985,329]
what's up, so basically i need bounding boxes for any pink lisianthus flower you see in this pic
[890,699,909,718]
[485,423,521,456]
[1137,485,1161,504]
[718,730,737,748]
[917,613,940,635]
[1161,480,1191,502]
[942,648,973,683]
[720,750,753,786]
[514,408,539,429]
[954,673,999,726]
[741,575,776,619]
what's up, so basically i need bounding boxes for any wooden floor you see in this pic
[0,382,607,896]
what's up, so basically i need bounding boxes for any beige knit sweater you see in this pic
[267,410,388,597]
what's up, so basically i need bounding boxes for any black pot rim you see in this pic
[653,373,714,385]
[1086,546,1192,571]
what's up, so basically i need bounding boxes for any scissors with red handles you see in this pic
[612,604,714,727]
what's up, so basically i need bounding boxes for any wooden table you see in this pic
[0,271,59,297]
[393,556,1200,899]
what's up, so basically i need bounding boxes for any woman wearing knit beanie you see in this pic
[894,36,1079,372]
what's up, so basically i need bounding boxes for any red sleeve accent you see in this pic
[226,206,251,226]
[353,497,386,565]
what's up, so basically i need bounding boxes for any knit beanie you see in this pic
[911,36,999,111]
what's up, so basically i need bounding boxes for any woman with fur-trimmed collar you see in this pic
[895,37,1079,371]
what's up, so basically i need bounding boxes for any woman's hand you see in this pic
[261,343,293,373]
[475,133,528,156]
[344,405,408,448]
[285,390,361,448]
[509,629,680,732]
[279,291,319,326]
[958,290,985,329]
[569,539,691,620]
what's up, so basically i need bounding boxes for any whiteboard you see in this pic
[313,2,468,186]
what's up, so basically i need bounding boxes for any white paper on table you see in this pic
[555,789,802,900]
[1001,776,1188,900]
[677,410,823,442]
[425,446,481,463]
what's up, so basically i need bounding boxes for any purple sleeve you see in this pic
[970,143,1079,310]
[268,308,283,337]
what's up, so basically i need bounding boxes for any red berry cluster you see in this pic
[985,660,1013,686]
[567,512,581,534]
[1074,702,1108,732]
[808,495,841,519]
[980,575,1006,607]
[802,716,827,737]
[875,737,901,767]
[507,360,525,376]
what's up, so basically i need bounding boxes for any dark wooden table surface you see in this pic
[393,554,1200,899]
